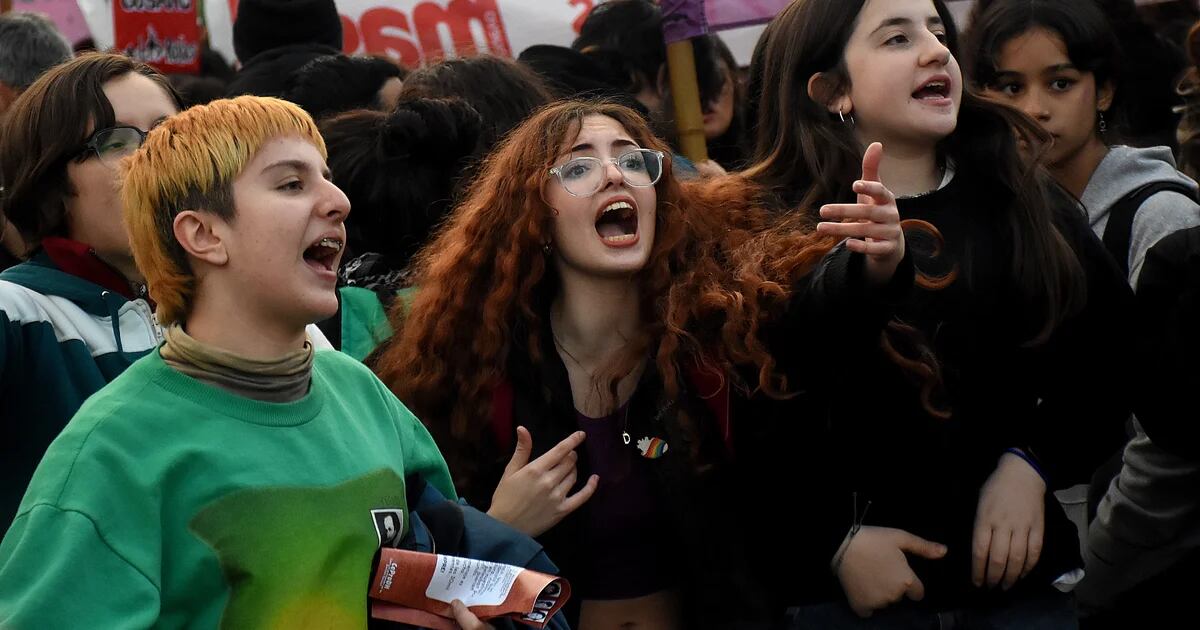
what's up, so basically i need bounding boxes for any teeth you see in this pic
[316,237,343,251]
[603,201,634,214]
[601,234,638,243]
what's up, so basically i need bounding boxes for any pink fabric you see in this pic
[704,0,790,31]
[662,0,788,43]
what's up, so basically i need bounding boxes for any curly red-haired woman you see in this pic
[372,100,911,629]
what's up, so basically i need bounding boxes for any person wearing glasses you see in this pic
[371,100,914,628]
[0,53,182,527]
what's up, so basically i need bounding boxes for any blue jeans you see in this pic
[785,591,1078,630]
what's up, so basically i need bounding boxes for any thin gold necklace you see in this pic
[551,330,594,377]
[552,331,638,445]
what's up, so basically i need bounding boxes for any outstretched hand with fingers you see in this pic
[486,426,599,537]
[835,526,947,618]
[817,142,906,286]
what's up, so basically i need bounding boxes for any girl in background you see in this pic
[964,0,1200,288]
[0,53,182,525]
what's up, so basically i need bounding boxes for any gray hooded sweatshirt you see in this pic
[1076,146,1200,609]
[1080,145,1200,287]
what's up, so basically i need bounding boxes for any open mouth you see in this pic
[913,78,951,101]
[303,236,343,274]
[594,200,639,245]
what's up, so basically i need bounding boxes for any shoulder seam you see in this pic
[18,503,162,593]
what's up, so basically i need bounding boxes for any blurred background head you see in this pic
[283,55,407,121]
[0,12,73,116]
[226,0,344,97]
[398,55,552,155]
[570,0,725,146]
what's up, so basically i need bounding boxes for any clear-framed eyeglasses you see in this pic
[75,126,149,168]
[549,148,666,197]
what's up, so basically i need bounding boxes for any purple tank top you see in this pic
[573,404,677,600]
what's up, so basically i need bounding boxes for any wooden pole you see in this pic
[665,38,709,164]
[0,0,13,15]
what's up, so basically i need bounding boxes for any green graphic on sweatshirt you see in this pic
[189,468,409,629]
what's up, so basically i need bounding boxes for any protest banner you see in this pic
[112,0,201,73]
[190,0,768,67]
[65,0,1192,71]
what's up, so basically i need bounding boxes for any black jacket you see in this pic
[1131,225,1200,457]
[743,171,1136,611]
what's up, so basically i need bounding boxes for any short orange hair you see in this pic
[122,96,325,324]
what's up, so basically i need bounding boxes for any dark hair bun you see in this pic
[379,98,482,169]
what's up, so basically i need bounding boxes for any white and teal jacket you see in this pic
[0,252,161,525]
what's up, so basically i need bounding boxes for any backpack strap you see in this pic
[684,359,733,456]
[1102,181,1197,276]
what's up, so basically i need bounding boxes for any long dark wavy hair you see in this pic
[746,0,1085,347]
[372,100,838,487]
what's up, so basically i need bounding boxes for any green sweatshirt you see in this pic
[0,348,455,629]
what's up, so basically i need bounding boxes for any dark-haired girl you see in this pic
[964,0,1200,288]
[741,0,1135,626]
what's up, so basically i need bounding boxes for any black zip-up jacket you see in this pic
[740,170,1136,613]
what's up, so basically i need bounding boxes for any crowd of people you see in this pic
[0,0,1198,628]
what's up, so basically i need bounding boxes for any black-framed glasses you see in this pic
[76,126,148,167]
[549,149,666,197]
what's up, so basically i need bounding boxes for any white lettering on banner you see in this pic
[200,0,762,67]
[340,0,513,66]
[120,0,192,12]
[122,24,199,65]
[79,0,1187,67]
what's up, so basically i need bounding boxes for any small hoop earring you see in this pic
[542,242,552,256]
[1098,111,1108,134]
[839,109,855,126]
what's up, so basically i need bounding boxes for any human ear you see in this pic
[808,72,852,116]
[1096,79,1115,113]
[173,210,228,267]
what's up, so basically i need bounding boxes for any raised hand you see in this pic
[972,451,1046,590]
[817,142,906,286]
[486,426,599,537]
[835,526,948,618]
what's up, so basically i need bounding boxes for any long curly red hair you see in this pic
[372,101,838,484]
